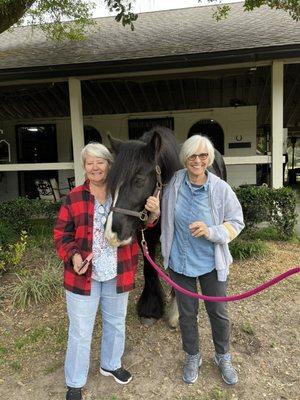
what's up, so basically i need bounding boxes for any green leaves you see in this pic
[107,0,137,30]
[212,5,231,22]
[24,0,96,41]
[199,0,300,21]
[234,185,297,238]
[10,260,63,309]
[229,238,269,260]
[0,1,138,40]
[1,1,298,40]
[244,0,300,21]
[0,197,59,234]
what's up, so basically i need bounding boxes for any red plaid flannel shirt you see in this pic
[54,181,139,295]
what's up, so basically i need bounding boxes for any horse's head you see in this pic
[105,131,163,247]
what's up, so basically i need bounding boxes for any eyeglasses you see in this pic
[187,153,209,161]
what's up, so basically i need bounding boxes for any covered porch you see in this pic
[0,4,299,200]
[0,61,299,200]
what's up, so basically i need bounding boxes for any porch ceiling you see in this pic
[0,64,299,128]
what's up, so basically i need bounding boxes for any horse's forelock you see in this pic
[108,127,181,194]
[108,141,150,193]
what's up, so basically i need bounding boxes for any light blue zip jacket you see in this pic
[160,169,245,281]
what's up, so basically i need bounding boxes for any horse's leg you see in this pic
[137,224,165,326]
[166,288,179,329]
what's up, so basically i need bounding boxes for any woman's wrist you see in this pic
[148,211,160,223]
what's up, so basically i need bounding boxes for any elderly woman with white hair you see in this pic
[54,142,160,400]
[160,135,244,386]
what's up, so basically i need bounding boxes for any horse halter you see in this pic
[110,165,163,222]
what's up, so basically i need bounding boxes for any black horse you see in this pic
[105,127,226,326]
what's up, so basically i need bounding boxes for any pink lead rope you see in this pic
[141,242,300,302]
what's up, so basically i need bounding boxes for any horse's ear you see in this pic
[107,133,124,155]
[145,130,162,159]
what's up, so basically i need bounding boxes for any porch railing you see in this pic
[0,162,74,171]
[0,156,286,171]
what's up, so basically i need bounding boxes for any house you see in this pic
[0,2,299,200]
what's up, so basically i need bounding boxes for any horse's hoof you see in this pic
[140,317,157,327]
[166,319,179,330]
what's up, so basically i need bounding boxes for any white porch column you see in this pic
[68,78,85,185]
[271,61,284,188]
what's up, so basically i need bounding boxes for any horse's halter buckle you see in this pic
[110,164,162,222]
[155,165,163,192]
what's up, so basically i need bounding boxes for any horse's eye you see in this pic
[132,176,146,187]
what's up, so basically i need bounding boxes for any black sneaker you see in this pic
[66,387,82,400]
[100,367,132,385]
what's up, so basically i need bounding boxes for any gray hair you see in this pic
[179,135,215,167]
[81,142,113,168]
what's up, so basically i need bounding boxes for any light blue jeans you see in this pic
[65,278,129,388]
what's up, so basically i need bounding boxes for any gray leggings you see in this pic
[169,268,230,355]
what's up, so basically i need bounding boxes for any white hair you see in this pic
[81,142,113,168]
[179,135,215,166]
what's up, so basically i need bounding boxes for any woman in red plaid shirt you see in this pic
[54,142,160,400]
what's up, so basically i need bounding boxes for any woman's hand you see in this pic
[145,194,160,222]
[189,221,209,239]
[72,253,89,275]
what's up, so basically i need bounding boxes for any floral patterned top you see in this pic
[92,196,117,282]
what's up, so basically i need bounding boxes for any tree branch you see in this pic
[0,0,36,34]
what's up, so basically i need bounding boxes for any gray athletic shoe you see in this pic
[214,353,238,385]
[183,353,203,384]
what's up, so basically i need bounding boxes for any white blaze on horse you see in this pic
[105,187,133,247]
[105,127,226,328]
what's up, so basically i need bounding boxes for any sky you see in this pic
[92,0,242,17]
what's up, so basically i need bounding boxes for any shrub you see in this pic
[0,197,35,232]
[243,226,283,241]
[230,239,269,260]
[0,231,28,275]
[9,261,63,309]
[269,187,297,238]
[0,197,61,234]
[0,221,18,246]
[29,219,56,238]
[235,186,297,238]
[235,185,269,226]
[33,199,62,220]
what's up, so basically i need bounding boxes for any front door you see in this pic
[16,124,58,198]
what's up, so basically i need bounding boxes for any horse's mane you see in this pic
[108,140,145,195]
[208,149,227,181]
[108,127,181,194]
[140,126,182,182]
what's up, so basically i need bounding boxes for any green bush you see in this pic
[243,226,285,241]
[29,219,56,238]
[0,220,18,246]
[0,197,61,234]
[230,239,269,260]
[33,199,62,220]
[269,188,297,238]
[0,197,35,232]
[235,185,269,226]
[0,231,28,275]
[235,186,297,238]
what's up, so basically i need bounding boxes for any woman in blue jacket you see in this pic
[160,135,244,385]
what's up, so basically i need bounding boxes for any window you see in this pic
[128,117,174,140]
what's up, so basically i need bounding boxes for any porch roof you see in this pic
[0,3,299,81]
